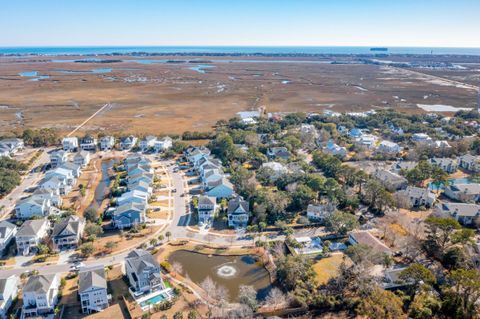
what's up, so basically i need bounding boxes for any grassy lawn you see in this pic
[313,253,351,285]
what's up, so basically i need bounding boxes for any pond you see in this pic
[18,71,49,81]
[86,159,118,212]
[188,64,215,74]
[168,250,272,301]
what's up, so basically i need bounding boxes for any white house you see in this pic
[49,150,68,168]
[323,140,347,158]
[227,196,249,228]
[429,157,458,174]
[377,140,402,154]
[459,154,480,172]
[139,136,157,152]
[154,137,173,153]
[15,219,49,256]
[40,175,71,195]
[0,221,16,256]
[21,274,59,319]
[99,136,115,151]
[354,134,378,149]
[15,197,51,219]
[79,266,109,314]
[74,151,90,167]
[0,138,24,155]
[434,202,480,227]
[59,162,81,178]
[444,183,480,203]
[197,196,217,225]
[411,133,432,144]
[32,188,62,208]
[62,137,78,152]
[46,167,76,186]
[373,170,408,192]
[125,249,165,294]
[306,202,335,222]
[120,135,138,150]
[261,162,288,181]
[0,275,19,319]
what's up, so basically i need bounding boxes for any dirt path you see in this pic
[66,103,111,137]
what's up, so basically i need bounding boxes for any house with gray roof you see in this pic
[205,178,234,198]
[435,202,480,227]
[139,135,157,152]
[0,138,24,156]
[74,150,90,168]
[197,196,217,225]
[395,186,437,208]
[15,197,52,219]
[227,196,249,228]
[79,266,109,314]
[113,202,146,229]
[99,136,115,151]
[444,183,480,203]
[21,274,59,319]
[80,136,97,151]
[348,231,392,256]
[267,146,291,161]
[15,219,49,256]
[459,154,480,172]
[429,157,458,174]
[0,275,19,319]
[119,135,138,150]
[51,215,85,251]
[59,162,81,178]
[373,169,408,192]
[49,150,68,168]
[0,221,16,256]
[125,249,165,294]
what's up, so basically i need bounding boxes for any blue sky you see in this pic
[1,0,479,47]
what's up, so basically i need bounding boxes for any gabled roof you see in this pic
[16,196,47,207]
[0,221,16,239]
[114,202,145,216]
[79,266,107,293]
[198,196,216,206]
[52,215,84,238]
[227,197,249,215]
[17,219,48,237]
[447,183,480,194]
[74,150,90,159]
[125,249,160,274]
[24,274,56,293]
[438,202,480,217]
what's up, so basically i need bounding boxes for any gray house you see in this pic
[125,249,165,294]
[51,216,85,251]
[0,221,16,256]
[395,186,437,208]
[15,219,49,256]
[227,196,250,228]
[374,169,408,192]
[113,203,146,229]
[435,202,480,226]
[79,266,109,314]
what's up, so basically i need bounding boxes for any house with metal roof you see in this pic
[79,266,109,314]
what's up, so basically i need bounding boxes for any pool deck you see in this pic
[134,287,174,310]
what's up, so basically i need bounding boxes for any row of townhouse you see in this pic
[15,153,86,219]
[62,135,172,152]
[0,138,24,157]
[112,155,154,229]
[185,147,250,228]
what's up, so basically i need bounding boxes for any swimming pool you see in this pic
[428,178,477,190]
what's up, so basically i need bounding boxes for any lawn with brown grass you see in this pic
[313,253,351,285]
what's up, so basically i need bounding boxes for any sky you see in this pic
[1,0,479,47]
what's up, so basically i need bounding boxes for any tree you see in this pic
[80,242,95,256]
[84,222,103,240]
[312,152,342,178]
[238,285,258,311]
[165,231,172,242]
[290,184,317,211]
[187,311,197,319]
[325,211,359,235]
[150,238,158,247]
[424,217,461,257]
[37,244,49,255]
[356,287,406,319]
[172,262,183,275]
[442,269,480,318]
[200,276,229,318]
[104,241,117,252]
[84,208,99,223]
[443,246,471,270]
[158,234,164,242]
[265,287,287,310]
[407,286,442,319]
[362,179,393,213]
[173,312,183,319]
[399,263,436,289]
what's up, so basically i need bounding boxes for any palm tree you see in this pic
[165,231,172,242]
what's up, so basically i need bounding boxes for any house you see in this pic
[429,157,458,174]
[46,167,76,186]
[40,175,71,195]
[59,162,81,178]
[185,147,211,164]
[354,134,378,149]
[49,150,68,168]
[51,216,85,251]
[0,146,10,158]
[197,196,217,225]
[348,231,391,256]
[125,249,164,294]
[237,110,261,124]
[382,267,413,290]
[377,140,402,154]
[435,202,480,227]
[431,140,451,149]
[62,137,78,152]
[306,202,335,222]
[117,190,149,206]
[139,136,157,152]
[74,151,90,167]
[0,138,24,155]
[412,133,432,144]
[201,169,224,186]
[21,274,59,319]
[459,154,480,172]
[113,203,146,229]
[120,135,138,150]
[154,137,173,152]
[128,173,154,186]
[79,266,109,314]
[0,221,16,256]
[267,147,290,161]
[0,275,19,319]
[390,161,416,173]
[32,188,62,207]
[395,186,437,208]
[444,183,480,203]
[373,170,408,192]
[227,196,249,228]
[15,197,51,219]
[323,140,347,158]
[205,178,234,198]
[15,219,49,256]
[261,162,288,181]
[128,180,152,195]
[349,128,363,139]
[99,136,115,151]
[80,136,97,151]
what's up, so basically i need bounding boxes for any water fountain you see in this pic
[216,263,238,278]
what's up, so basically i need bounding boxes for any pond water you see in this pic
[188,64,215,74]
[168,250,272,301]
[428,177,477,190]
[53,68,113,74]
[18,71,49,81]
[87,159,118,212]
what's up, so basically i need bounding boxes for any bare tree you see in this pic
[200,276,230,318]
[264,287,287,310]
[238,285,258,312]
[172,262,183,275]
[224,304,254,319]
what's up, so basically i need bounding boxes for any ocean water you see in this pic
[1,46,480,56]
